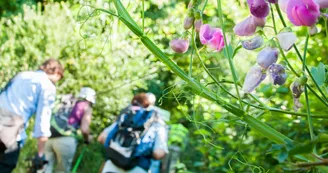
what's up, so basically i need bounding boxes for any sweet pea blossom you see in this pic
[199,24,225,51]
[287,0,320,26]
[170,39,189,53]
[233,15,266,36]
[268,64,287,85]
[247,0,270,18]
[241,35,264,50]
[243,65,267,93]
[257,47,279,69]
[277,32,297,51]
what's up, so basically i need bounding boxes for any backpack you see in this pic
[50,94,78,137]
[105,106,155,170]
[0,75,24,154]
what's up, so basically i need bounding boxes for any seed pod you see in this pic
[242,65,267,93]
[241,35,264,50]
[268,63,287,85]
[170,39,189,53]
[257,47,279,69]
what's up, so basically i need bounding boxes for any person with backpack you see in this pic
[0,59,64,173]
[97,92,169,173]
[44,87,96,173]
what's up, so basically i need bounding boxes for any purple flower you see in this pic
[268,0,279,4]
[257,47,279,69]
[277,32,297,51]
[194,19,202,32]
[314,0,328,8]
[247,0,270,18]
[233,15,266,36]
[199,24,225,51]
[241,35,264,50]
[184,17,195,30]
[268,64,287,85]
[170,39,189,53]
[287,0,320,26]
[243,65,267,93]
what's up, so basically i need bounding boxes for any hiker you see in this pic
[97,92,169,173]
[0,59,64,173]
[44,87,96,173]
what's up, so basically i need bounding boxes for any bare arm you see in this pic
[81,106,92,142]
[37,137,48,156]
[152,149,166,160]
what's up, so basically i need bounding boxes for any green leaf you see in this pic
[316,133,328,143]
[278,149,288,163]
[288,141,314,155]
[311,63,326,86]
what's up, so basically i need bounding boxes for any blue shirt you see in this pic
[0,70,56,140]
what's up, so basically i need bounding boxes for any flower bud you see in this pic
[170,39,189,53]
[290,76,307,111]
[184,17,195,30]
[233,15,266,36]
[243,65,267,93]
[309,25,318,36]
[277,32,297,51]
[257,47,279,69]
[268,63,287,85]
[194,19,202,32]
[241,35,264,50]
[247,0,270,18]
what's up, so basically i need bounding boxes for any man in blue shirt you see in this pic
[0,59,64,173]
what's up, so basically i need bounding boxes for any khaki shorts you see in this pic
[101,160,147,173]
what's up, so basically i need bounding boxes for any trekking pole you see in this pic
[71,146,87,173]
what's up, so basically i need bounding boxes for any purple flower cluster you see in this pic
[170,1,226,54]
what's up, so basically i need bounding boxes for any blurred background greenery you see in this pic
[1,0,328,172]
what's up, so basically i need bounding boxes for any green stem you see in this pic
[270,5,299,77]
[275,3,328,104]
[303,34,315,141]
[112,0,293,146]
[142,0,145,32]
[201,0,208,14]
[217,0,243,109]
[189,29,194,77]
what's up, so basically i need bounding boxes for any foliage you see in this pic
[1,0,328,173]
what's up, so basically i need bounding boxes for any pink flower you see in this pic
[287,0,320,26]
[199,24,225,51]
[170,39,189,53]
[184,17,195,30]
[233,15,266,36]
[247,0,270,18]
[314,0,328,8]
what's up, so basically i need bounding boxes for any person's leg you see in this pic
[53,137,77,173]
[44,139,56,173]
[0,144,20,173]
